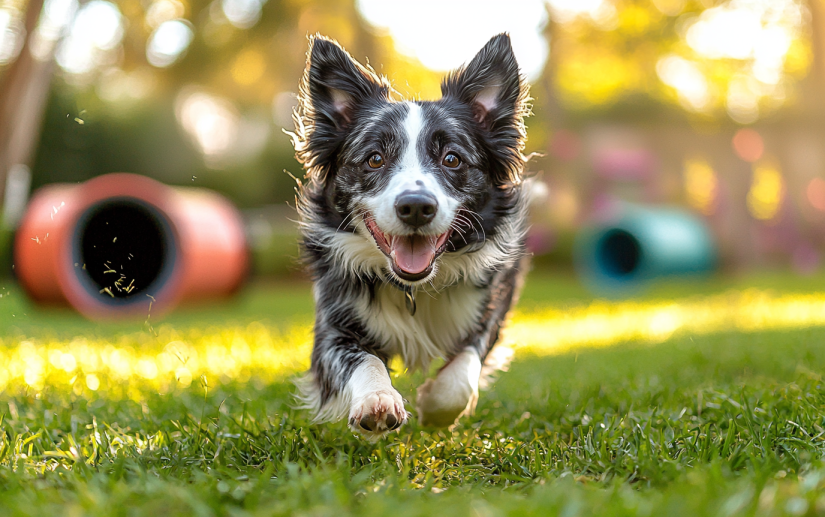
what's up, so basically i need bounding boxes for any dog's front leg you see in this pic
[300,327,408,440]
[416,262,525,427]
[415,347,482,428]
[343,354,407,439]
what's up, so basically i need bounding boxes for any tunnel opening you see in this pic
[596,229,642,278]
[75,199,174,302]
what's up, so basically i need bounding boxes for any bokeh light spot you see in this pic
[145,0,185,29]
[656,55,711,112]
[146,19,193,68]
[221,0,265,29]
[175,88,240,166]
[732,128,764,163]
[747,162,784,222]
[684,158,718,215]
[60,353,77,373]
[85,373,100,390]
[806,178,825,212]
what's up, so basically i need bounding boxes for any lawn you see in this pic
[3,270,825,515]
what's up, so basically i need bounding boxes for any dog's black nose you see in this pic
[395,192,437,228]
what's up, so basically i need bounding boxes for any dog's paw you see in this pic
[348,388,408,440]
[416,348,481,428]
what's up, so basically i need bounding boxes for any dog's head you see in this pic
[295,34,529,286]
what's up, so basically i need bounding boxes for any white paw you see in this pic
[343,355,408,440]
[416,348,481,428]
[348,388,408,440]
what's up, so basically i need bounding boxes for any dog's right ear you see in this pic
[295,35,389,181]
[301,35,389,132]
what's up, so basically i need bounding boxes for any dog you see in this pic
[291,33,531,440]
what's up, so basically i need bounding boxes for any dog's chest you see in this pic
[357,282,486,369]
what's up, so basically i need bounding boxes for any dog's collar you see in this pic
[384,276,417,316]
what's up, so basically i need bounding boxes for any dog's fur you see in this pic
[291,33,531,440]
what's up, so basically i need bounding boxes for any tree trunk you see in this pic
[0,0,52,214]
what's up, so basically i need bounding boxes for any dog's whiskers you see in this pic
[449,221,468,245]
[459,210,486,240]
[336,207,362,232]
[454,210,484,242]
[459,208,484,224]
[338,208,370,232]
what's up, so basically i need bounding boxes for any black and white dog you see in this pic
[292,33,531,440]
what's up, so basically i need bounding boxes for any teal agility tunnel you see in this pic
[574,205,717,295]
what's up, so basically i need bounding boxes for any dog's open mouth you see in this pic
[364,215,452,281]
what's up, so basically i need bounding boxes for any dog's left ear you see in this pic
[442,34,530,184]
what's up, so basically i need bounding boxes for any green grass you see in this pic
[3,270,825,515]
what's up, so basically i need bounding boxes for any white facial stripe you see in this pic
[400,102,424,170]
[362,102,459,237]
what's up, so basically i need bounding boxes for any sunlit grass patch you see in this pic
[0,322,312,399]
[510,289,825,356]
[3,288,825,400]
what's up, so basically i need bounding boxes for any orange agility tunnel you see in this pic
[14,173,248,320]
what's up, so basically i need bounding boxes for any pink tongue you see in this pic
[391,235,437,274]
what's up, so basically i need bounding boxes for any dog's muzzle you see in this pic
[364,213,452,282]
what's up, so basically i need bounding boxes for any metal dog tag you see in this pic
[404,288,416,317]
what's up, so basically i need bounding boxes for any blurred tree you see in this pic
[544,0,813,123]
[0,0,821,209]
[0,0,445,210]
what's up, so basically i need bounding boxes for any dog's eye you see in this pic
[442,153,461,168]
[367,154,384,169]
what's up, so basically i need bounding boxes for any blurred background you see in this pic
[1,0,824,287]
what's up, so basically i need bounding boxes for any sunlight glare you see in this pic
[686,6,762,60]
[357,0,548,81]
[684,0,803,122]
[656,55,711,112]
[55,0,123,75]
[175,88,240,166]
[546,0,618,29]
